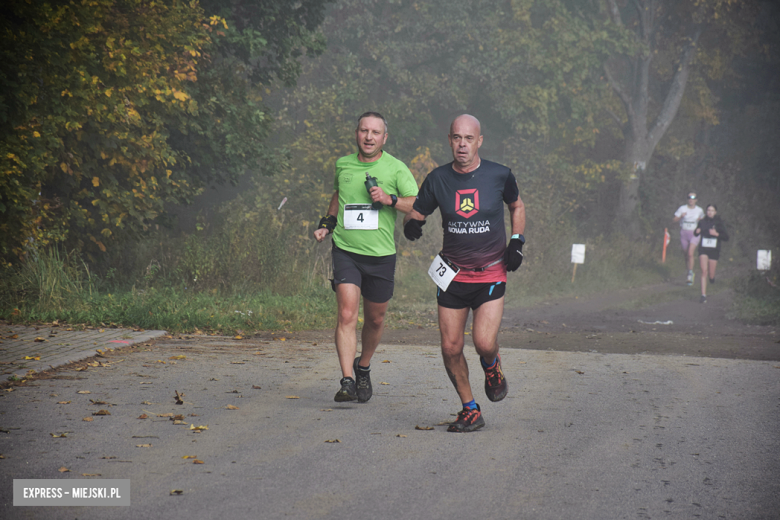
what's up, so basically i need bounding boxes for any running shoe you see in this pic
[353,358,372,403]
[334,377,357,402]
[483,354,508,402]
[447,404,485,433]
[687,270,694,286]
[709,278,715,284]
[700,295,707,304]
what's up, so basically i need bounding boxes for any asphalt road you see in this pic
[1,332,779,519]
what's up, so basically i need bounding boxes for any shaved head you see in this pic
[450,114,481,137]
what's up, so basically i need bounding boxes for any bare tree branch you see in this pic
[603,63,634,118]
[647,25,703,151]
[604,0,623,26]
[605,108,624,128]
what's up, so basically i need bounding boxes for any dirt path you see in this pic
[267,279,780,361]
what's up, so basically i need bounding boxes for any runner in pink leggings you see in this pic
[672,192,704,285]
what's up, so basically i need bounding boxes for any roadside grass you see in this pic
[2,240,773,334]
[731,270,780,325]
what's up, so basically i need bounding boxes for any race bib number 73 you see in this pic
[427,254,459,292]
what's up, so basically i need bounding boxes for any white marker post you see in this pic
[571,244,586,283]
[757,250,772,271]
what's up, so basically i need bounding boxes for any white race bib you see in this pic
[702,238,717,248]
[427,254,459,292]
[343,204,379,230]
[682,221,697,231]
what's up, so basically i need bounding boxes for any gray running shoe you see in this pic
[447,404,485,433]
[700,295,707,304]
[334,377,357,402]
[353,358,373,403]
[687,270,694,285]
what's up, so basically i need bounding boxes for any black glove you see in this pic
[403,218,426,241]
[504,237,524,272]
[318,215,337,234]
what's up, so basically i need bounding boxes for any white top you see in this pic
[674,205,704,231]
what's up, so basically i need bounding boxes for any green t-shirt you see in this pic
[332,151,419,257]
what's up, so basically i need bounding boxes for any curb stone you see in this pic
[0,322,166,380]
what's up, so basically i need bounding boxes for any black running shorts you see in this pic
[436,281,506,310]
[699,247,720,261]
[331,244,396,303]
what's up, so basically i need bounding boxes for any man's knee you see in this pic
[337,304,360,326]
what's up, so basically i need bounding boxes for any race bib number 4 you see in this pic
[427,254,459,292]
[702,238,717,248]
[343,204,379,230]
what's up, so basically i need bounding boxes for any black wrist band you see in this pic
[390,194,398,208]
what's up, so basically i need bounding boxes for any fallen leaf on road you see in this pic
[58,467,70,473]
[174,390,184,405]
[136,444,152,448]
[24,355,41,360]
[138,414,148,420]
[173,420,187,425]
[193,460,204,464]
[189,424,208,431]
[77,390,91,394]
[252,385,262,389]
[170,414,185,421]
[320,409,332,412]
[396,434,407,438]
[574,370,584,375]
[82,474,101,477]
[157,413,174,417]
[324,439,340,443]
[415,426,434,431]
[380,382,389,385]
[286,396,300,399]
[57,401,71,405]
[141,401,152,405]
[156,360,166,364]
[233,335,243,340]
[169,355,186,360]
[140,382,153,385]
[89,399,108,405]
[182,455,197,459]
[51,433,68,438]
[225,405,239,410]
[230,361,245,364]
[0,455,5,459]
[34,338,46,343]
[382,360,391,363]
[8,334,18,339]
[83,417,93,422]
[93,409,111,416]
[170,490,183,495]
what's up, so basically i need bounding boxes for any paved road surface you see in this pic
[1,334,778,519]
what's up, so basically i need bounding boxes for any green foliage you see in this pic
[1,0,219,262]
[732,269,780,326]
[0,0,331,265]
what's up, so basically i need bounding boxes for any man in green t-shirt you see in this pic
[313,112,419,403]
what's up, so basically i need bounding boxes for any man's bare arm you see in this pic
[509,196,525,235]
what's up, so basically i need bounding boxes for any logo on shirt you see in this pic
[455,189,479,218]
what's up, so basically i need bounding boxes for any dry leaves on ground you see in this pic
[93,409,111,416]
[136,444,152,448]
[415,425,434,431]
[174,390,184,405]
[58,467,70,473]
[225,405,239,410]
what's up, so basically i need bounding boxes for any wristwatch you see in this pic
[390,194,398,207]
[511,234,525,244]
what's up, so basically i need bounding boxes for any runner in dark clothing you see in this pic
[694,204,729,303]
[403,114,526,433]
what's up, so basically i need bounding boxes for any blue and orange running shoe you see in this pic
[483,354,508,402]
[447,404,485,433]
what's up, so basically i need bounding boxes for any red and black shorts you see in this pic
[437,281,506,310]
